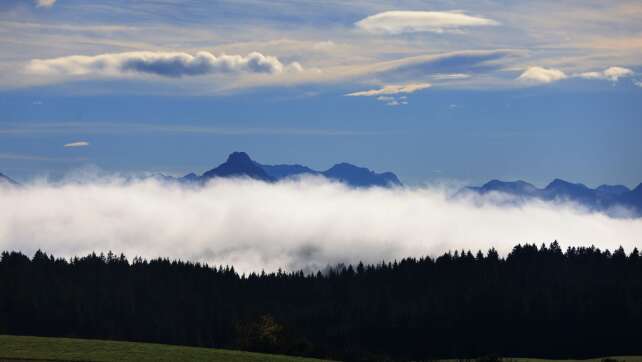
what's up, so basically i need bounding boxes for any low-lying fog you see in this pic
[1,176,640,273]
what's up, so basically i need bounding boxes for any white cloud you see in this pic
[578,66,634,81]
[346,83,431,97]
[64,141,89,148]
[431,73,471,80]
[376,96,395,102]
[349,83,430,106]
[517,66,567,84]
[635,80,642,88]
[35,0,56,8]
[26,51,303,78]
[356,11,499,34]
[0,178,640,273]
[518,66,635,86]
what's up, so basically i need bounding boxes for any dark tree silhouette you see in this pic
[0,242,641,361]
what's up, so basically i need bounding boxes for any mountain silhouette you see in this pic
[467,180,538,197]
[541,179,596,204]
[257,161,401,187]
[596,184,630,196]
[169,152,402,187]
[321,163,402,187]
[201,152,275,182]
[463,178,642,216]
[0,172,18,186]
[622,183,642,214]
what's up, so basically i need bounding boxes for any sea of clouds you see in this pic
[1,176,641,273]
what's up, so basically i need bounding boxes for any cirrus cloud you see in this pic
[346,83,431,97]
[356,11,499,34]
[64,141,89,148]
[26,51,303,79]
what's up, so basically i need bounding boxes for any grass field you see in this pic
[0,335,332,362]
[1,335,641,362]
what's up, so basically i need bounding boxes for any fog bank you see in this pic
[1,177,640,272]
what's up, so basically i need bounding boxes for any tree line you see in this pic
[1,242,641,361]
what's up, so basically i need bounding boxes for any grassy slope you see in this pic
[1,335,640,362]
[0,335,332,362]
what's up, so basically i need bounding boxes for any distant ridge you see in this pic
[321,163,401,188]
[259,161,401,187]
[462,179,642,216]
[176,151,402,188]
[0,172,18,186]
[200,152,274,182]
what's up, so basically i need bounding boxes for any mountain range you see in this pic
[2,153,641,216]
[0,152,401,188]
[462,179,642,216]
[178,151,402,188]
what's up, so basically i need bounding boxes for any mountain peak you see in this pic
[545,178,589,190]
[226,151,252,164]
[327,162,366,172]
[202,152,274,182]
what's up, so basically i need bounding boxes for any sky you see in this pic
[1,0,641,188]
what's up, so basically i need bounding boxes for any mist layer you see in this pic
[1,177,640,272]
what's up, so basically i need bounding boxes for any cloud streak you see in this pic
[346,83,431,96]
[64,141,89,148]
[356,11,498,34]
[26,51,303,78]
[0,178,640,273]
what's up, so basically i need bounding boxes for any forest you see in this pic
[1,242,641,361]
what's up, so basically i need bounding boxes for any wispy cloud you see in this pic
[431,73,471,80]
[356,11,498,34]
[26,51,303,78]
[1,2,640,93]
[346,83,429,106]
[346,83,431,97]
[376,95,408,106]
[577,66,634,81]
[35,0,56,8]
[64,141,90,148]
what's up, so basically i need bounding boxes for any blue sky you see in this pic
[1,0,641,187]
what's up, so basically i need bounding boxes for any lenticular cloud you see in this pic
[0,177,640,273]
[26,51,303,78]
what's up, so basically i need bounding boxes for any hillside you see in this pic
[0,335,331,362]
